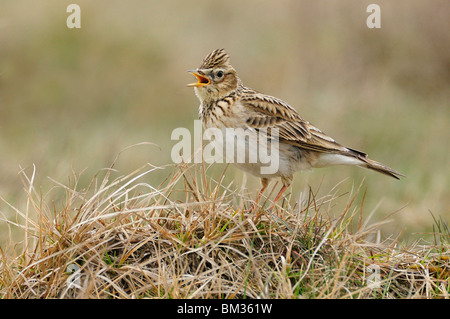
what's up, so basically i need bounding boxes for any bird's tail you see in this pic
[313,150,404,180]
[358,157,404,180]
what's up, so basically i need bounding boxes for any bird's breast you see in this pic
[200,98,242,129]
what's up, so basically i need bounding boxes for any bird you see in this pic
[187,48,402,208]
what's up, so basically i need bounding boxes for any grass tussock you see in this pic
[0,160,449,299]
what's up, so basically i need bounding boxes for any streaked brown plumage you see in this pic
[188,49,402,205]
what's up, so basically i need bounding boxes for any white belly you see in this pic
[202,125,312,178]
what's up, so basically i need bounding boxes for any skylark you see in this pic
[188,49,402,205]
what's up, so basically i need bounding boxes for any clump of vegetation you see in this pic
[0,162,448,299]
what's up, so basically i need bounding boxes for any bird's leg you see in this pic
[263,184,290,215]
[272,184,289,204]
[267,176,292,212]
[248,178,269,213]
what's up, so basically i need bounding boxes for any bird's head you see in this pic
[188,49,240,103]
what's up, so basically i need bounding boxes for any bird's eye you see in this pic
[216,70,224,78]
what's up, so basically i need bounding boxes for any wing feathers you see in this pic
[241,92,347,154]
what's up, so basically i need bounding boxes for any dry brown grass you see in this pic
[0,154,448,299]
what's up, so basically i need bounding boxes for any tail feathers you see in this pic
[358,157,404,180]
[313,152,404,180]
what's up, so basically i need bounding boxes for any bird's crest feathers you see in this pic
[199,48,230,69]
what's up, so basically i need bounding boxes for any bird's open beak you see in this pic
[187,70,210,87]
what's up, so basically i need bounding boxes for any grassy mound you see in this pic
[0,163,449,298]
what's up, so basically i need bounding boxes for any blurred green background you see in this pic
[0,0,449,245]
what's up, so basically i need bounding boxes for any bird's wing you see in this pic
[240,90,367,157]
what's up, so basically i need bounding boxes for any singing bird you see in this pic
[188,49,402,205]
